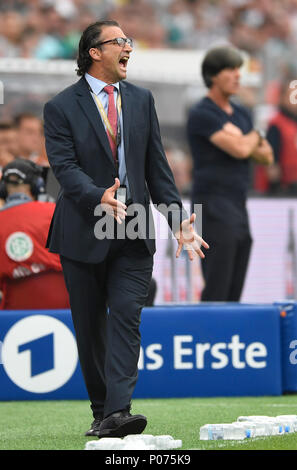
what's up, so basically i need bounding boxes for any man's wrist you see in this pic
[254,128,265,145]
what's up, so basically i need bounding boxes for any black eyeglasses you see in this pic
[94,37,133,48]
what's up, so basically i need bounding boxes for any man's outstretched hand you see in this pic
[100,178,127,224]
[175,213,209,261]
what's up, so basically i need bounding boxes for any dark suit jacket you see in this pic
[43,77,186,263]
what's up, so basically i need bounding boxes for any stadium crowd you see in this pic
[0,0,296,60]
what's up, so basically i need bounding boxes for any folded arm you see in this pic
[210,124,260,159]
[210,122,273,164]
[249,139,274,165]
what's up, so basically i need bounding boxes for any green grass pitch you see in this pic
[1,396,297,450]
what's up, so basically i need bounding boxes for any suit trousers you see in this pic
[194,193,252,302]
[60,233,153,419]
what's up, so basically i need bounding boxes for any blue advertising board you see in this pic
[0,304,282,400]
[275,301,297,392]
[136,304,282,397]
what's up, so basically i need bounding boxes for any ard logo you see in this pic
[2,315,78,393]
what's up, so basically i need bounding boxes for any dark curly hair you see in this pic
[76,20,120,76]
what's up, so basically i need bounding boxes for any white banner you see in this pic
[152,198,297,304]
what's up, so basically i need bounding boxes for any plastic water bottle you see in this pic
[123,434,182,449]
[154,435,182,449]
[256,420,282,436]
[231,422,257,437]
[118,435,153,450]
[276,415,297,432]
[122,442,156,450]
[124,434,155,445]
[250,422,269,437]
[237,416,282,436]
[85,438,125,450]
[85,440,100,450]
[276,414,297,420]
[200,424,223,440]
[199,423,252,440]
[237,415,273,422]
[273,417,293,433]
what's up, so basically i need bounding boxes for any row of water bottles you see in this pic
[200,415,297,440]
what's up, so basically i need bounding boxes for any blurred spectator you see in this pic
[162,0,195,47]
[0,158,69,310]
[165,146,192,197]
[32,5,72,59]
[14,113,45,163]
[0,151,15,174]
[0,121,18,174]
[0,10,24,57]
[255,76,297,195]
[162,0,230,49]
[109,0,166,48]
[0,121,19,158]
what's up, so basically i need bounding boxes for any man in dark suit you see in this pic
[44,20,208,438]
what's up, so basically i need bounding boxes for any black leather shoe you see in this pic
[98,410,147,438]
[85,417,102,436]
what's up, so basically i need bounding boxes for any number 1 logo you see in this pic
[2,315,78,393]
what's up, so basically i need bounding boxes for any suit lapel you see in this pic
[120,81,132,160]
[75,77,115,169]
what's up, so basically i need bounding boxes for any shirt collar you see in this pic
[6,193,33,203]
[85,73,120,95]
[1,193,33,211]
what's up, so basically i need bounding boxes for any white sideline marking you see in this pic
[268,404,297,407]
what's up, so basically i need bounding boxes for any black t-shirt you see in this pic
[187,96,253,200]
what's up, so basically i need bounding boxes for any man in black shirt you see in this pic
[187,46,273,301]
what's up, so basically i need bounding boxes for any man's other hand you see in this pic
[175,213,209,261]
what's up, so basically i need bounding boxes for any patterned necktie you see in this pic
[103,85,117,162]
